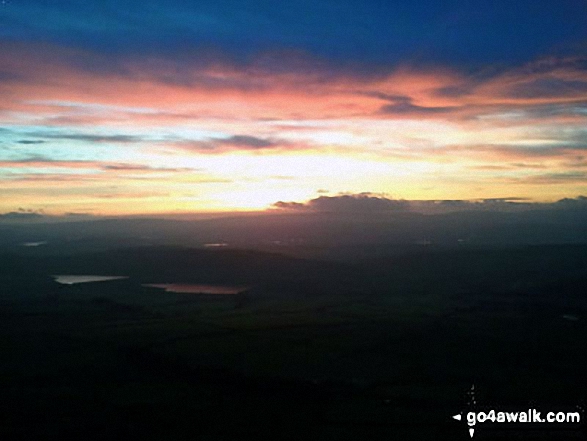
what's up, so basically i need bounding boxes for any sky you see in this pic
[1,0,587,215]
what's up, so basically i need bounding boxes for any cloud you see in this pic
[0,208,45,221]
[27,132,143,144]
[508,78,587,100]
[519,171,587,184]
[434,84,476,98]
[2,39,587,213]
[412,198,534,211]
[469,162,548,171]
[172,134,290,153]
[1,174,102,183]
[0,157,194,174]
[0,157,97,169]
[217,135,276,149]
[437,141,587,161]
[101,163,193,172]
[374,94,456,116]
[0,208,96,222]
[94,192,170,199]
[275,195,587,215]
[17,140,46,145]
[2,40,586,126]
[63,212,94,218]
[273,193,409,213]
[471,57,587,104]
[555,195,587,206]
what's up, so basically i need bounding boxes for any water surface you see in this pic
[143,283,245,294]
[203,243,228,248]
[53,275,128,285]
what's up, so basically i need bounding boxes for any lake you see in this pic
[53,275,128,285]
[142,283,246,294]
[22,241,48,247]
[203,242,228,248]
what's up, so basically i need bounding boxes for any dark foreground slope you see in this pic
[1,246,586,440]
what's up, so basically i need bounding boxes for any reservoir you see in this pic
[142,283,246,294]
[53,275,128,285]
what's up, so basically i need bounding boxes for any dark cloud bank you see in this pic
[273,193,587,214]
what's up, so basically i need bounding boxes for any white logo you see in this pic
[451,385,582,438]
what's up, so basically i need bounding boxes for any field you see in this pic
[1,245,586,440]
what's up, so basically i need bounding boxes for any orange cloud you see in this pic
[2,42,587,213]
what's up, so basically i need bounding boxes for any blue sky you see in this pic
[3,0,586,67]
